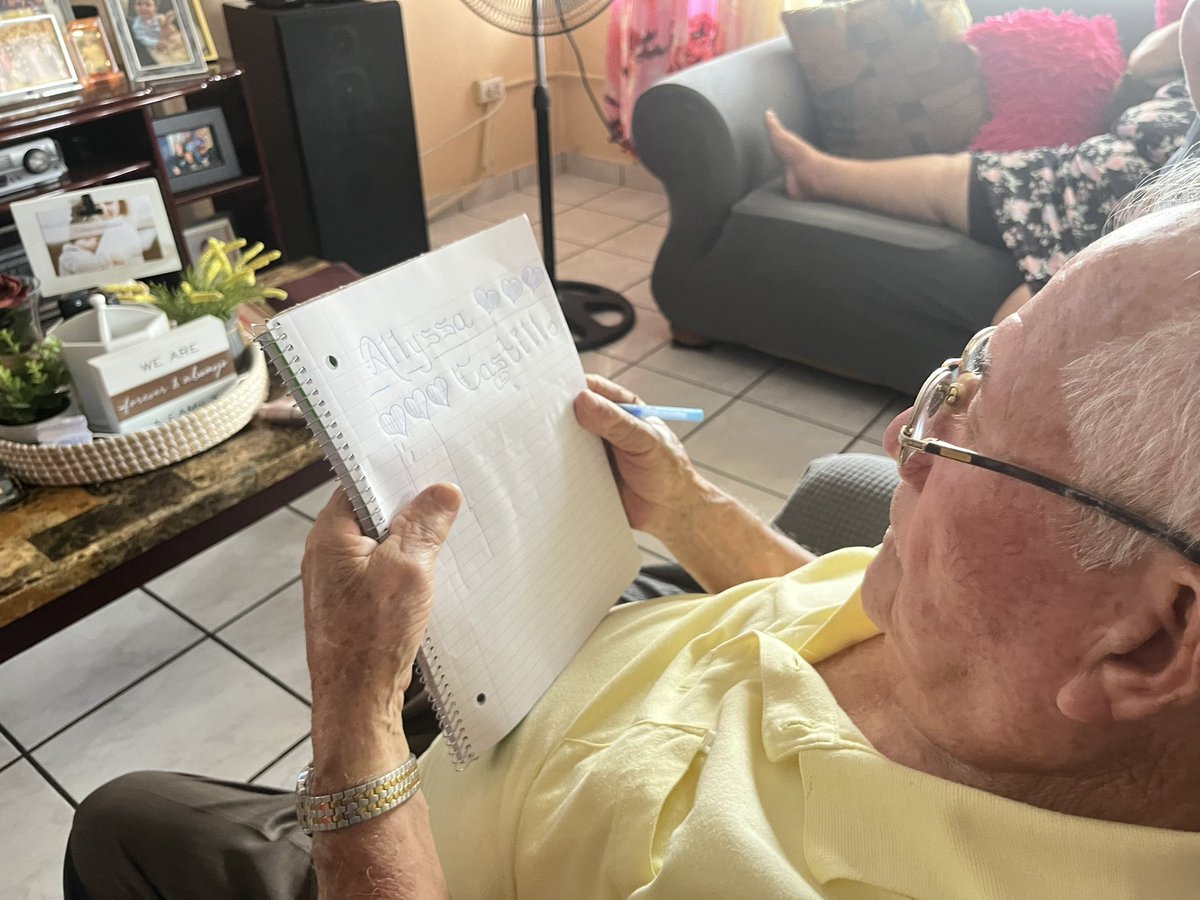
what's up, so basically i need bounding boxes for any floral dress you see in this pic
[973,80,1196,289]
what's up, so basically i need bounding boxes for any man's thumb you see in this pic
[391,482,463,550]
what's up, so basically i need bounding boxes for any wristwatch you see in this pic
[295,754,420,835]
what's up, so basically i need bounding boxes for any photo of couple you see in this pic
[36,193,162,278]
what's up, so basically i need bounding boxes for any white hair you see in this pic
[1061,159,1200,569]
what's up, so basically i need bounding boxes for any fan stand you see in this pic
[532,1,635,352]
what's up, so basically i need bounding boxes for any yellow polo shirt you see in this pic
[420,548,1200,898]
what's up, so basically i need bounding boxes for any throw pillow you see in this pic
[966,10,1126,153]
[781,0,987,159]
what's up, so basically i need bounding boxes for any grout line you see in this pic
[692,462,791,501]
[194,574,304,635]
[1,720,79,808]
[247,731,311,785]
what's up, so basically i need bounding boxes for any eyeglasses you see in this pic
[898,327,1200,566]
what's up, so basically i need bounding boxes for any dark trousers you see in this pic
[64,566,699,899]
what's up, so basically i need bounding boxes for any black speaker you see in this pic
[224,0,429,274]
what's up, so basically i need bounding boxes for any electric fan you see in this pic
[459,0,636,351]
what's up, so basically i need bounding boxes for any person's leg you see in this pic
[66,770,316,899]
[765,111,972,234]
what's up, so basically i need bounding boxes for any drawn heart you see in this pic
[379,404,408,437]
[501,277,522,301]
[520,265,545,290]
[404,390,430,420]
[474,287,500,313]
[425,377,449,407]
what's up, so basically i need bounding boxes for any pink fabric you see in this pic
[604,0,739,151]
[966,10,1127,153]
[1157,0,1189,28]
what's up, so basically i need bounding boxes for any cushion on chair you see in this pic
[781,0,987,158]
[774,453,900,556]
[965,9,1126,152]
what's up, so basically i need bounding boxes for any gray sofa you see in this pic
[631,3,1155,395]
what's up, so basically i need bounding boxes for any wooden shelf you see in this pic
[0,161,155,215]
[0,68,245,144]
[173,174,263,206]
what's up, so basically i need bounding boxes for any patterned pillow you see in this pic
[966,10,1126,153]
[781,0,987,159]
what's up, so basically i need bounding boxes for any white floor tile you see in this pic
[596,223,667,263]
[427,212,492,249]
[0,734,16,769]
[608,366,733,437]
[582,187,669,222]
[253,736,312,791]
[0,590,201,748]
[289,480,335,520]
[695,465,788,521]
[219,581,309,699]
[684,400,852,496]
[744,363,895,436]
[0,761,75,899]
[521,173,615,206]
[146,508,312,629]
[594,306,671,364]
[36,640,311,802]
[623,279,661,312]
[639,343,775,394]
[862,397,911,443]
[553,208,637,246]
[577,351,630,379]
[844,440,889,458]
[550,238,586,263]
[557,248,653,293]
[465,191,568,225]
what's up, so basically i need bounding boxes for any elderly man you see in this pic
[65,191,1200,897]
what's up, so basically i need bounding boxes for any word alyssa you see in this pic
[360,313,474,383]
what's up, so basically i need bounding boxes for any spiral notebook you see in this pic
[259,217,642,768]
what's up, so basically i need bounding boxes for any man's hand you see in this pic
[574,374,709,546]
[302,484,461,786]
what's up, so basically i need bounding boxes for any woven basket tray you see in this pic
[0,344,269,486]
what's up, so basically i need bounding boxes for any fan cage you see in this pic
[460,0,612,36]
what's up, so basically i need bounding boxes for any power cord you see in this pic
[555,0,618,143]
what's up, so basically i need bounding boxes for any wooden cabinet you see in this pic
[0,68,283,284]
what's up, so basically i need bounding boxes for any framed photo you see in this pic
[66,17,123,87]
[0,15,80,107]
[182,213,234,267]
[189,0,215,62]
[0,0,73,28]
[153,106,241,192]
[103,0,206,82]
[10,178,181,296]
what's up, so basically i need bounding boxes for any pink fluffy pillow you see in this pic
[966,9,1126,152]
[1157,0,1188,28]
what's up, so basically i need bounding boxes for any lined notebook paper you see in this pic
[259,217,642,767]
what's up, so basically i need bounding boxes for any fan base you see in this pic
[557,280,636,352]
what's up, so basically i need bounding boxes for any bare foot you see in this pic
[765,110,822,201]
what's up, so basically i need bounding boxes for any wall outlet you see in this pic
[474,77,506,105]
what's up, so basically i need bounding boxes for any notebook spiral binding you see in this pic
[257,329,383,537]
[258,326,473,767]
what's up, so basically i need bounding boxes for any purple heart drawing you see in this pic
[404,390,430,420]
[379,404,408,437]
[474,288,501,313]
[425,377,449,407]
[520,265,546,290]
[501,277,522,301]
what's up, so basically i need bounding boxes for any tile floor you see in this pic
[0,174,905,898]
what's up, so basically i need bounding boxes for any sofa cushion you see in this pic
[781,0,987,158]
[966,9,1126,152]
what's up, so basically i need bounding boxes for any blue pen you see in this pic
[617,403,705,423]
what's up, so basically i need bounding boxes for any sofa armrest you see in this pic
[632,37,814,240]
[773,453,899,555]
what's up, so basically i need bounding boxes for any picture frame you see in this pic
[10,178,182,296]
[102,0,207,82]
[153,107,241,193]
[189,0,215,63]
[0,15,80,108]
[182,213,235,267]
[0,0,74,29]
[66,17,123,88]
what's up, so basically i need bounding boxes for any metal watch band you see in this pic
[295,753,420,835]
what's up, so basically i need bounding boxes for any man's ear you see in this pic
[1058,565,1200,723]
